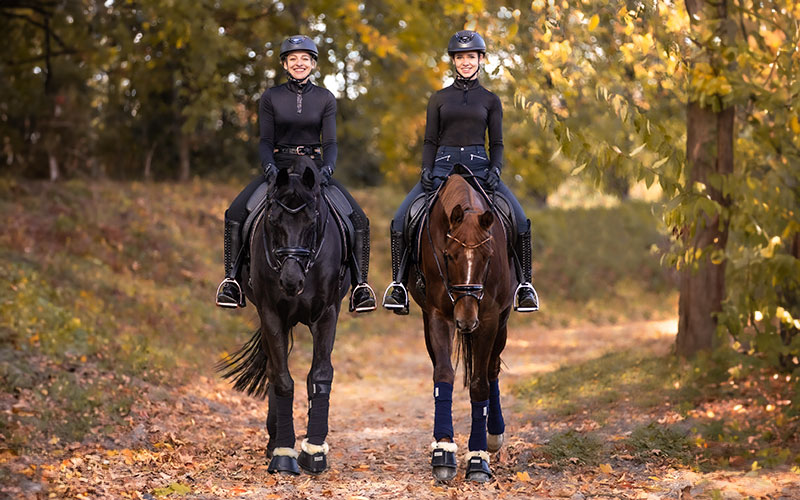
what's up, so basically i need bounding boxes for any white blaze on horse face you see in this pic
[465,248,475,283]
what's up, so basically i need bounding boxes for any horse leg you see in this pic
[298,304,338,475]
[265,383,277,458]
[487,309,509,453]
[465,321,499,483]
[425,310,458,482]
[264,324,299,475]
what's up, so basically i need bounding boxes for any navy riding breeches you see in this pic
[391,145,527,234]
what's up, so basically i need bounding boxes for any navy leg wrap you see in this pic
[487,379,505,435]
[468,400,489,451]
[433,382,454,441]
[274,393,296,448]
[306,383,331,446]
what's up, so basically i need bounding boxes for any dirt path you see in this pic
[6,318,799,499]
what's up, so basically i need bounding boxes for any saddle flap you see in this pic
[323,184,353,217]
[246,182,269,212]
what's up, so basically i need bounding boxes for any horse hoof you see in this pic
[487,433,504,453]
[433,465,457,482]
[465,454,492,483]
[431,447,457,482]
[298,451,327,475]
[267,451,300,475]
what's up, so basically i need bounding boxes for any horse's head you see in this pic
[445,203,494,333]
[265,157,321,296]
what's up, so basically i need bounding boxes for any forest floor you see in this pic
[3,316,799,499]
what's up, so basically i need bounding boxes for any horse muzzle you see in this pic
[279,261,306,297]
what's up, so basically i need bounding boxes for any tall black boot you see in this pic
[215,215,245,308]
[348,214,376,313]
[382,229,409,315]
[514,220,539,312]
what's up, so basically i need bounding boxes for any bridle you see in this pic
[262,180,327,275]
[427,215,493,306]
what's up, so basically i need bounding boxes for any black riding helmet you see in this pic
[279,35,318,60]
[447,30,486,56]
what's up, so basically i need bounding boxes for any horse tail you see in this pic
[454,331,474,388]
[217,326,271,399]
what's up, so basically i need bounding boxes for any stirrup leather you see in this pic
[215,278,242,308]
[349,283,377,313]
[382,281,408,310]
[513,282,539,312]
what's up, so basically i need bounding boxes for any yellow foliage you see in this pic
[588,14,599,32]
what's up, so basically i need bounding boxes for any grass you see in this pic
[0,177,677,451]
[540,430,604,466]
[513,347,800,471]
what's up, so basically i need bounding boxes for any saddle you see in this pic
[242,181,354,268]
[403,172,517,264]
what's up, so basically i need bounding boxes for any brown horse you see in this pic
[409,173,513,482]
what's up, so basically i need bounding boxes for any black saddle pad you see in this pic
[242,182,353,262]
[403,175,516,264]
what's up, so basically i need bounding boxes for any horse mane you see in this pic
[439,174,488,216]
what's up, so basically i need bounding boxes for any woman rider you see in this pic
[216,35,377,312]
[382,30,538,314]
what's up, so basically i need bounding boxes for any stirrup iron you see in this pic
[513,282,539,312]
[350,283,377,313]
[215,278,242,308]
[382,281,408,310]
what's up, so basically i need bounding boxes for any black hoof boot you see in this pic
[298,451,327,475]
[431,445,457,482]
[465,452,492,483]
[267,451,300,475]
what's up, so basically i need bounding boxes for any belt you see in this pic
[275,145,321,156]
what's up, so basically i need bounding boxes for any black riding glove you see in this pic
[486,166,501,192]
[421,168,434,192]
[320,165,333,186]
[263,162,277,184]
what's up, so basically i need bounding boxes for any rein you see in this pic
[262,180,327,275]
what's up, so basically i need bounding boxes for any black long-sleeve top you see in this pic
[259,80,338,169]
[421,78,504,172]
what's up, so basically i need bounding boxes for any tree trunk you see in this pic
[677,0,735,357]
[178,129,190,182]
[144,143,156,181]
[48,152,59,181]
[676,105,734,355]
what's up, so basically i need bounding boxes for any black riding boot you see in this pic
[215,216,245,308]
[348,215,377,313]
[514,220,539,312]
[382,229,409,315]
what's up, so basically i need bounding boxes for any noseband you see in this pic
[262,186,326,275]
[428,221,493,306]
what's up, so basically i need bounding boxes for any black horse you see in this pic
[219,156,350,475]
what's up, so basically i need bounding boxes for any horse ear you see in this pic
[449,204,464,228]
[275,168,289,187]
[479,210,494,230]
[302,166,316,190]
